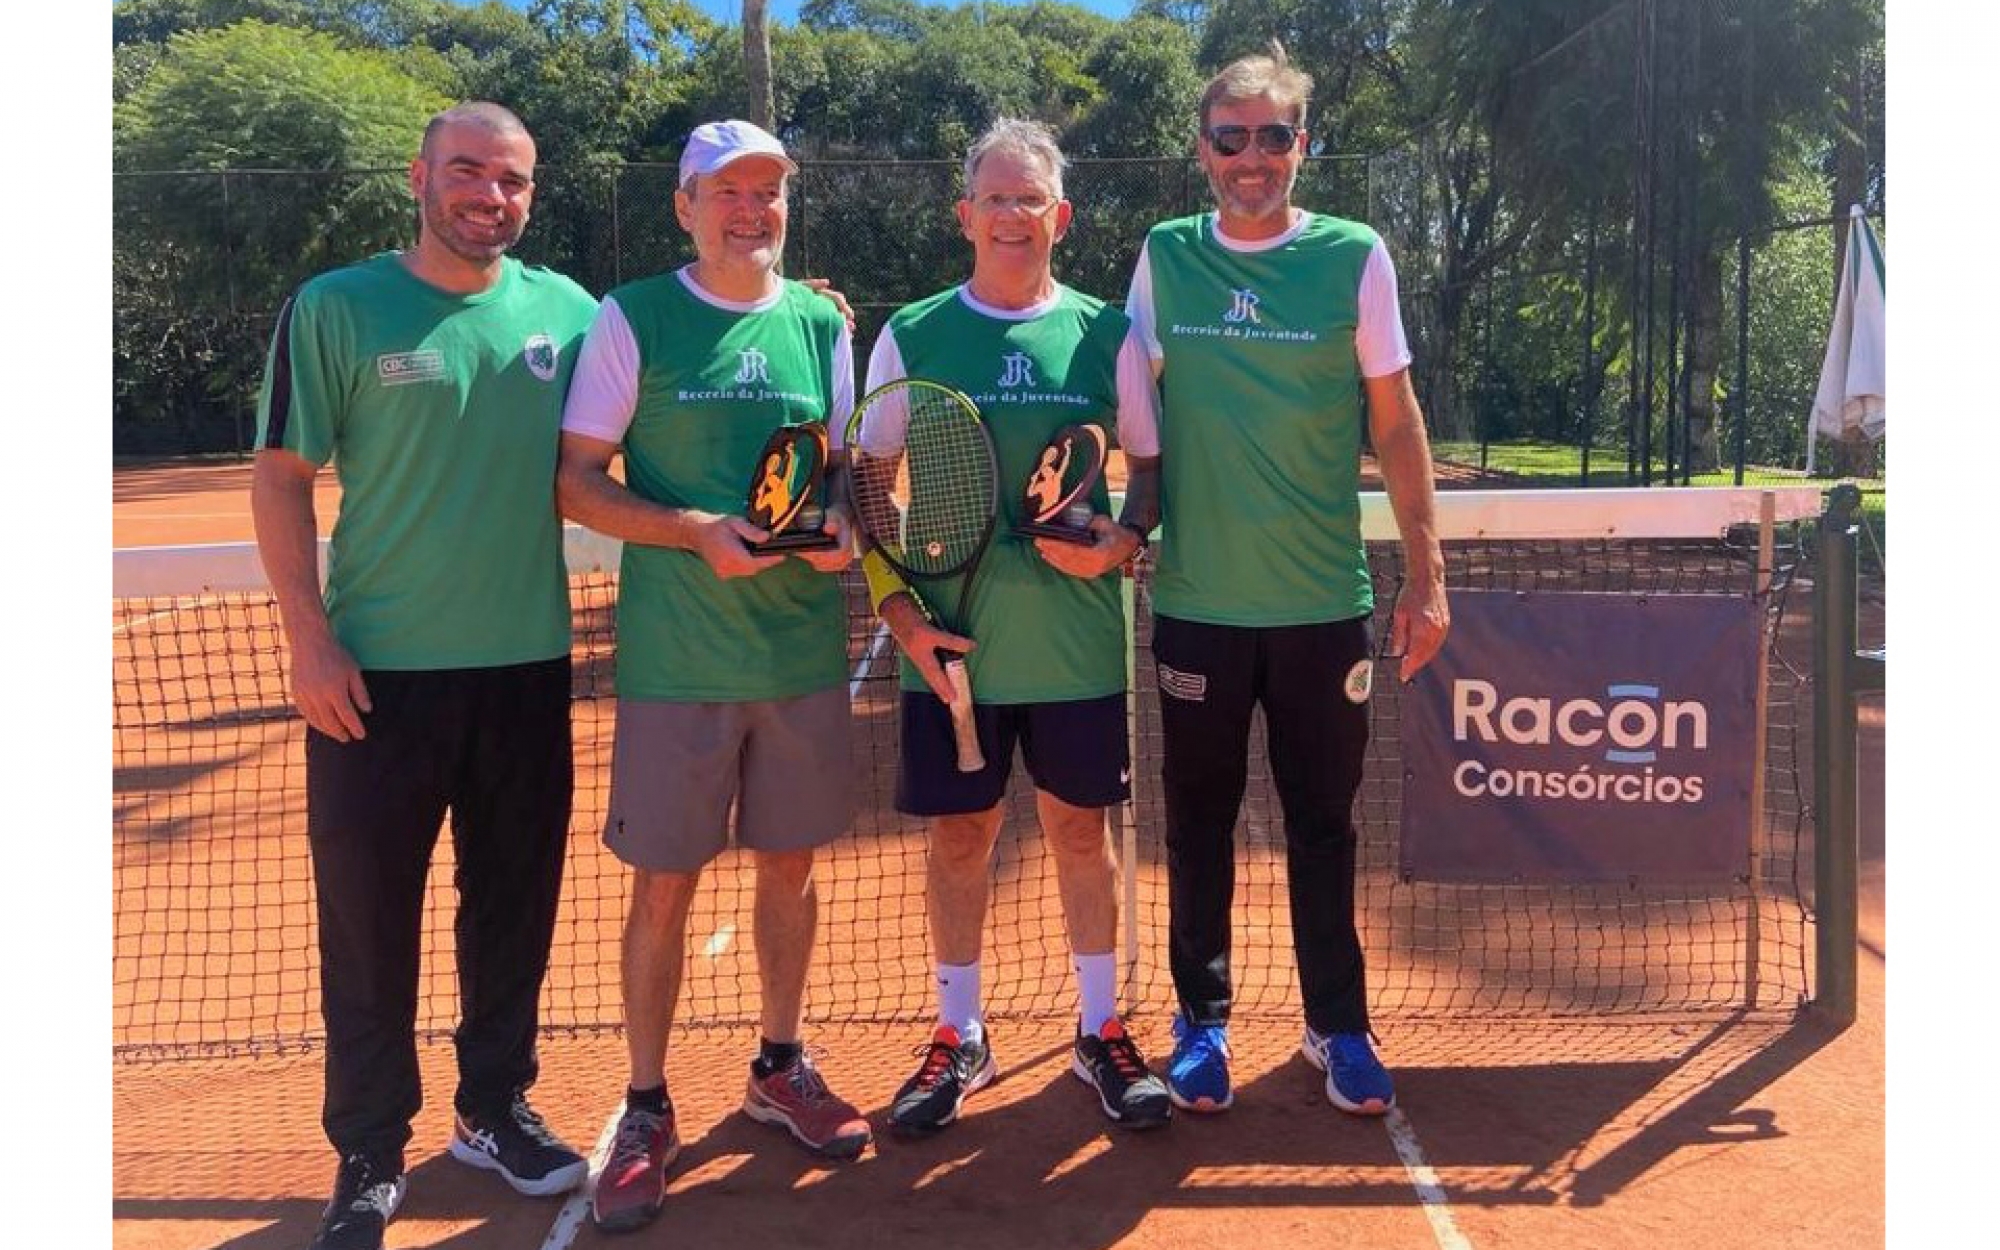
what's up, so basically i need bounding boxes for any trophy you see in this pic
[744,421,838,552]
[1011,423,1108,544]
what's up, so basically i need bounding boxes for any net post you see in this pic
[1812,483,1863,1027]
[1742,491,1776,1009]
[1117,561,1142,1005]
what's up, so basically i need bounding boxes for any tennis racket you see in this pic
[845,378,1000,772]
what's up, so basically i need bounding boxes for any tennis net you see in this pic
[112,487,1826,1060]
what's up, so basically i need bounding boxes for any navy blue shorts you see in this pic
[895,690,1131,816]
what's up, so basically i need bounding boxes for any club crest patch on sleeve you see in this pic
[1343,658,1374,704]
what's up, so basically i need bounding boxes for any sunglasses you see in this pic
[1204,123,1302,157]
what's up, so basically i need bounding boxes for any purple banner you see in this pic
[1400,589,1760,883]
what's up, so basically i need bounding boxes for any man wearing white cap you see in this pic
[557,119,866,1234]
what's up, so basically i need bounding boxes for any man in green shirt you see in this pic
[557,120,867,1235]
[251,103,597,1250]
[856,118,1172,1135]
[1124,44,1451,1118]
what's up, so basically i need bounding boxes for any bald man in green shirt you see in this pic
[252,103,595,1250]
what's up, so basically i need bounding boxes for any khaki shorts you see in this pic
[603,686,853,873]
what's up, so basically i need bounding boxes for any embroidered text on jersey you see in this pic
[377,350,447,386]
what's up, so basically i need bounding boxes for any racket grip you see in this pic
[943,655,984,772]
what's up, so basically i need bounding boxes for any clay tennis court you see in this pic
[112,461,1885,1250]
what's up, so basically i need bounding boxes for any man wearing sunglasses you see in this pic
[1124,42,1450,1120]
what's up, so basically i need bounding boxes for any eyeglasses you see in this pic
[1204,123,1301,158]
[971,191,1060,216]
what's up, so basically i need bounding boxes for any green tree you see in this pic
[1068,15,1202,157]
[114,19,446,257]
[113,19,448,452]
[112,0,465,49]
[1432,0,1880,471]
[1194,0,1406,154]
[798,0,933,40]
[113,0,317,45]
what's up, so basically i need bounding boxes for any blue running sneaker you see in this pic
[1302,1025,1395,1115]
[1166,1014,1233,1112]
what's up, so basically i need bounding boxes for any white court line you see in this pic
[1384,1106,1474,1250]
[702,923,737,959]
[849,620,892,698]
[538,1104,627,1250]
[111,596,218,635]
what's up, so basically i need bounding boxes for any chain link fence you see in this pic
[114,159,1884,508]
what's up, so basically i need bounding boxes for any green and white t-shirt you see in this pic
[861,284,1160,703]
[256,253,598,670]
[1125,211,1412,626]
[562,268,853,701]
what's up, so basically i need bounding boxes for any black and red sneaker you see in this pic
[1072,1018,1171,1129]
[887,1023,999,1135]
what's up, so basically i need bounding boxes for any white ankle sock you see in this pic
[1074,951,1117,1035]
[937,960,983,1041]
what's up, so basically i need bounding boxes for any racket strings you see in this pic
[900,394,996,574]
[851,387,995,578]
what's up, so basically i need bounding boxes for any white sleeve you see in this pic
[1124,241,1164,371]
[1355,238,1414,379]
[1113,325,1161,457]
[560,297,641,443]
[827,318,855,450]
[857,324,910,455]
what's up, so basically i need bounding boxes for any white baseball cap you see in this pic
[678,119,798,187]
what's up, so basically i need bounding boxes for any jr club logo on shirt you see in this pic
[377,349,447,386]
[1223,288,1262,324]
[998,351,1037,388]
[523,334,559,382]
[734,348,772,385]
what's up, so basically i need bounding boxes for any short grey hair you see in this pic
[1199,40,1314,130]
[963,117,1067,200]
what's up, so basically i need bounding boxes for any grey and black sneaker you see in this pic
[888,1023,999,1135]
[1072,1018,1172,1129]
[447,1092,588,1196]
[309,1151,407,1250]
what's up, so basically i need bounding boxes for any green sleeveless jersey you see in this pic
[607,273,847,701]
[256,253,597,670]
[879,286,1128,703]
[1144,213,1377,625]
